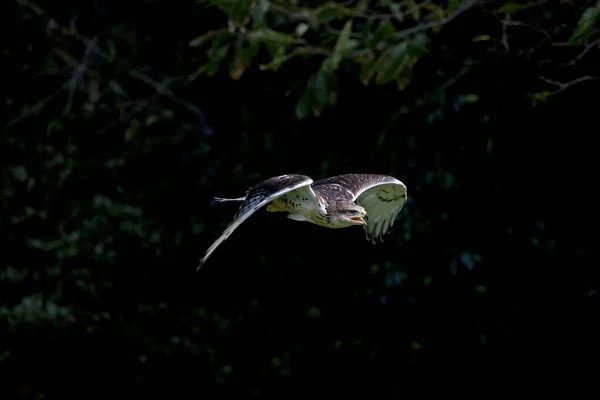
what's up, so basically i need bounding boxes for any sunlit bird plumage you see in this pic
[198,173,408,269]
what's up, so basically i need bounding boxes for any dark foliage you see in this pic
[3,0,599,398]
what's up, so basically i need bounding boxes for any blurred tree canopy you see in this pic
[2,0,599,398]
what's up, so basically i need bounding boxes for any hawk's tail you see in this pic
[213,196,246,202]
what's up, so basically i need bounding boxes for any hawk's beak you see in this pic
[350,210,368,225]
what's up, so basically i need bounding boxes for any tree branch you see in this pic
[394,0,479,40]
[540,75,600,95]
[568,38,600,65]
[11,0,206,126]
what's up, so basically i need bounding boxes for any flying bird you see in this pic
[197,173,408,270]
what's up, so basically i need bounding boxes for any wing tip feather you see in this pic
[197,173,316,270]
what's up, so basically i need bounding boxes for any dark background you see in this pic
[3,0,599,397]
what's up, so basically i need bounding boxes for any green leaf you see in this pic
[144,114,160,126]
[359,57,379,85]
[356,0,369,12]
[400,0,421,21]
[476,285,488,293]
[205,44,230,76]
[486,136,493,154]
[188,29,227,47]
[312,71,330,111]
[221,364,233,373]
[125,120,140,142]
[295,71,338,119]
[428,4,446,32]
[247,28,303,45]
[189,31,231,80]
[271,357,282,367]
[44,54,58,74]
[259,51,300,71]
[228,1,253,25]
[212,0,252,27]
[496,2,537,14]
[463,93,479,103]
[532,91,553,100]
[360,16,377,40]
[241,40,261,64]
[387,33,429,89]
[407,32,429,58]
[295,23,309,37]
[336,19,355,45]
[375,42,409,85]
[372,19,396,48]
[252,0,270,27]
[11,165,28,182]
[306,306,321,317]
[0,350,12,363]
[390,3,404,22]
[230,39,260,80]
[568,4,600,45]
[264,41,286,59]
[295,87,312,120]
[423,274,433,286]
[447,0,462,13]
[312,2,354,22]
[328,20,359,70]
[329,90,338,106]
[353,48,375,65]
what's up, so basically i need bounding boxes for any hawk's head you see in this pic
[327,202,368,227]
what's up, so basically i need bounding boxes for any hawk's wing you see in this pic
[198,174,316,269]
[315,174,407,243]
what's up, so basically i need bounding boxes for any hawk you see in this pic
[197,173,408,269]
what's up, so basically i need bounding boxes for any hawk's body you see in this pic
[198,173,407,269]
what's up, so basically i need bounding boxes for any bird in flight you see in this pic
[197,173,408,270]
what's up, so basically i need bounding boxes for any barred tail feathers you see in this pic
[213,196,246,202]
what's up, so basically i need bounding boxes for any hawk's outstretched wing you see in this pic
[314,174,407,243]
[198,174,316,269]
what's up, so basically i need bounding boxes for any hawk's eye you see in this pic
[346,209,357,215]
